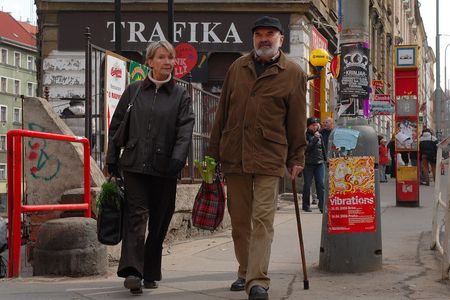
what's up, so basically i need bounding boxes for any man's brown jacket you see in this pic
[207,51,307,177]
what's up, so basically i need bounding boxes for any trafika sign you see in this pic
[175,43,198,79]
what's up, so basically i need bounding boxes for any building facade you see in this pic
[34,0,435,141]
[0,11,38,213]
[35,0,339,116]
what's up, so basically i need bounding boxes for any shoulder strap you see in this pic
[126,81,142,111]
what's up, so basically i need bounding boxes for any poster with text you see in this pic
[328,156,376,234]
[105,52,128,128]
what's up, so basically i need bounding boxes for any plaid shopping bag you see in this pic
[191,175,226,230]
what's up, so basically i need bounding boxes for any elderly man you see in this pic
[320,117,333,152]
[207,16,307,300]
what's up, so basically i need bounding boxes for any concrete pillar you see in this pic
[33,217,107,276]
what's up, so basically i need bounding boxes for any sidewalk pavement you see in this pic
[1,179,450,299]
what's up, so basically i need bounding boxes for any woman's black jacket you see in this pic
[106,77,195,178]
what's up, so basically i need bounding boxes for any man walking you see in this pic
[207,16,307,300]
[320,116,333,152]
[302,117,326,213]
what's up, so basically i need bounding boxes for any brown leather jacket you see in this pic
[207,51,307,177]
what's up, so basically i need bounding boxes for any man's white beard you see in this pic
[255,45,278,59]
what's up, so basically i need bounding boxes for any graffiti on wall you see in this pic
[27,123,61,181]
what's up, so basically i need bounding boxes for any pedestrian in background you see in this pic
[419,130,438,186]
[320,116,333,152]
[106,41,195,294]
[302,117,326,213]
[379,137,388,182]
[207,16,307,300]
[387,134,396,178]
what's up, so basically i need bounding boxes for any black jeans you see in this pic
[302,163,325,211]
[117,172,176,282]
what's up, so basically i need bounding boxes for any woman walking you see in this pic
[106,41,195,294]
[379,137,389,182]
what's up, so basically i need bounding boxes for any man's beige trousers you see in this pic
[225,173,279,293]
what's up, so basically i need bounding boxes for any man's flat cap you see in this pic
[252,16,284,34]
[307,117,321,127]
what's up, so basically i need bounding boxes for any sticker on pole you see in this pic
[328,156,376,234]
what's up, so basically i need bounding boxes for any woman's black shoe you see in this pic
[143,280,159,289]
[124,275,142,294]
[230,277,246,291]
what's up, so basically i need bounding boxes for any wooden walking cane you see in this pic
[291,178,309,290]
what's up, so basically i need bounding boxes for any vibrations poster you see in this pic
[328,156,376,234]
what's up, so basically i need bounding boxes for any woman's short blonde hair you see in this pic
[145,41,176,61]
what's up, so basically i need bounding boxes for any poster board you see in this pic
[328,156,376,234]
[104,51,128,149]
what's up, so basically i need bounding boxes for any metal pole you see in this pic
[436,0,441,138]
[114,0,122,54]
[445,44,450,94]
[319,0,382,273]
[168,0,174,43]
[84,27,91,143]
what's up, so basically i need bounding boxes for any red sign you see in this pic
[174,43,198,79]
[311,26,328,50]
[328,157,376,234]
[330,55,340,79]
[374,94,391,102]
[372,80,384,90]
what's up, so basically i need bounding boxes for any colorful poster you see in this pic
[395,119,418,151]
[328,156,376,234]
[104,51,128,128]
[129,61,149,82]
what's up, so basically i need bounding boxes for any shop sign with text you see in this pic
[58,12,290,53]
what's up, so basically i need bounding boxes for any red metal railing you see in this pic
[7,130,91,278]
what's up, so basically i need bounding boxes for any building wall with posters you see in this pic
[35,0,339,116]
[390,0,434,135]
[369,0,434,139]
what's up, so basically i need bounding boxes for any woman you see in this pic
[106,41,195,294]
[378,137,388,182]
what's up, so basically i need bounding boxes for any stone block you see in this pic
[33,217,107,276]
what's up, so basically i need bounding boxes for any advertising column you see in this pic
[394,45,420,206]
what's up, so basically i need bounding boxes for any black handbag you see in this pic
[96,176,125,245]
[111,83,142,147]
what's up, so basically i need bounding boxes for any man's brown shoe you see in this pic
[230,277,245,291]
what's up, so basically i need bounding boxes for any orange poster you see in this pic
[328,156,376,233]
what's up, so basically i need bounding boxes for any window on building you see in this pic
[0,164,6,180]
[0,135,6,151]
[14,80,20,95]
[13,107,21,124]
[14,52,20,67]
[0,49,7,64]
[0,77,6,93]
[27,55,34,70]
[27,82,33,96]
[0,106,6,122]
